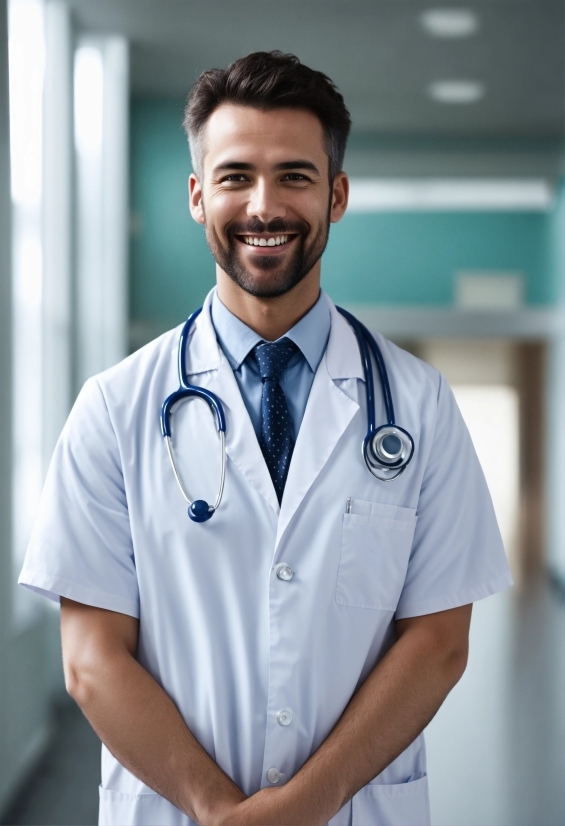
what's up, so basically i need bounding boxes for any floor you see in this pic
[0,704,100,826]
[426,576,565,826]
[1,577,564,826]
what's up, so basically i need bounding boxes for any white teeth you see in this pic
[243,235,289,246]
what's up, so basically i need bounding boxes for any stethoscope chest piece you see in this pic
[363,425,414,481]
[189,499,215,522]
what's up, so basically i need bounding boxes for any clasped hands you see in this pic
[199,779,332,826]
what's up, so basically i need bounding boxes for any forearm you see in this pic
[278,605,472,824]
[61,600,245,824]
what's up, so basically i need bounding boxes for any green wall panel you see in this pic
[130,100,213,323]
[547,178,565,306]
[322,210,549,306]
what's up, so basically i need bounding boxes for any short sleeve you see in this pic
[395,374,513,619]
[19,378,139,618]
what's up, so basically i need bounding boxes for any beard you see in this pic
[204,211,330,299]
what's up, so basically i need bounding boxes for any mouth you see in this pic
[235,233,298,252]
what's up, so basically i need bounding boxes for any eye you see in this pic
[219,174,249,184]
[282,173,310,182]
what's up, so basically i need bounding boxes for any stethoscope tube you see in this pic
[161,304,415,520]
[160,309,227,522]
[336,307,414,481]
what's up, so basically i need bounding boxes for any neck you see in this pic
[215,264,321,341]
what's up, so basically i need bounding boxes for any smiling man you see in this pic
[20,52,512,826]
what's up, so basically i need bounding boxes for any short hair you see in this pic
[183,50,351,181]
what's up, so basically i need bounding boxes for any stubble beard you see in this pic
[204,210,331,299]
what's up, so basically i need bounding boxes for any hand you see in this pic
[205,785,328,826]
[203,788,283,826]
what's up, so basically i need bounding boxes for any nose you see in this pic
[246,178,286,224]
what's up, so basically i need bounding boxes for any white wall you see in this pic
[0,1,53,813]
[0,1,73,813]
[546,330,565,584]
[75,36,129,387]
[43,0,73,469]
[0,0,14,808]
[1,9,131,812]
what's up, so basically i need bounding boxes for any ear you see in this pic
[189,173,205,225]
[329,171,349,224]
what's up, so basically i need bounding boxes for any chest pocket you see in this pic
[336,499,417,611]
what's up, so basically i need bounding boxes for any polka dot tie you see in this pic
[253,338,298,502]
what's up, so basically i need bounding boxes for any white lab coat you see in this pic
[20,290,512,826]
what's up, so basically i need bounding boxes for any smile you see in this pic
[238,234,295,247]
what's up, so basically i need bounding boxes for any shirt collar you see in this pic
[211,288,331,374]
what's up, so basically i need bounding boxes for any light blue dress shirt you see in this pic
[211,290,331,441]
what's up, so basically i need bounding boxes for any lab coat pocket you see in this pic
[336,505,416,611]
[99,786,194,825]
[352,773,430,826]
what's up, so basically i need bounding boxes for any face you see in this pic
[189,105,348,298]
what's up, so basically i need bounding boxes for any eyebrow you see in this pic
[213,159,320,175]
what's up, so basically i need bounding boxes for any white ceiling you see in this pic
[68,0,564,139]
[66,1,564,176]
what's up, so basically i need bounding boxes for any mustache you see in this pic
[227,218,309,236]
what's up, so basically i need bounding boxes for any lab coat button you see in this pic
[267,767,281,784]
[277,709,292,726]
[276,564,294,581]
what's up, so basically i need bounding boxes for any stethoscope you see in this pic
[161,306,414,522]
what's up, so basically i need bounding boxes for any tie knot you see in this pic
[253,338,298,382]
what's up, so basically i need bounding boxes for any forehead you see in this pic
[202,104,326,171]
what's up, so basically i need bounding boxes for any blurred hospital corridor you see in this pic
[1,1,565,825]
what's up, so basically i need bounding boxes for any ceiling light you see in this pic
[421,8,479,38]
[428,80,484,104]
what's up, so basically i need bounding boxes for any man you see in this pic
[20,52,512,825]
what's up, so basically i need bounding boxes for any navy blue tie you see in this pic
[253,338,298,502]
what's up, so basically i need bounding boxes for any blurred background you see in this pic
[0,1,564,824]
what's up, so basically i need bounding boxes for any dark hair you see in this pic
[183,51,351,180]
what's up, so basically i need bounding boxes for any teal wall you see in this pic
[130,99,561,327]
[547,178,565,306]
[130,100,213,324]
[323,211,549,306]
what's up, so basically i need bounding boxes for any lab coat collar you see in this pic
[182,289,223,376]
[324,296,366,382]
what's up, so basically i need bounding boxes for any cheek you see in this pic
[206,190,247,224]
[291,189,330,221]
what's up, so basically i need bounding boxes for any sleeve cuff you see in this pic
[18,572,140,619]
[394,571,514,619]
